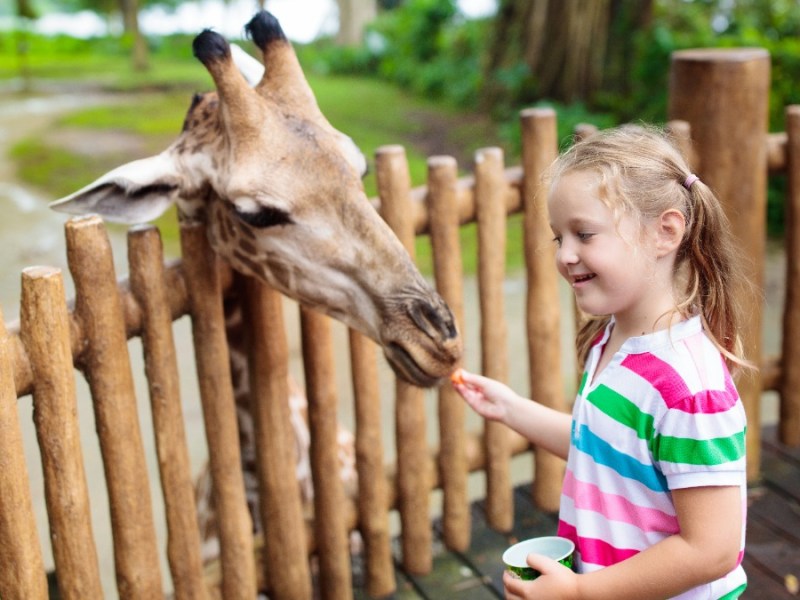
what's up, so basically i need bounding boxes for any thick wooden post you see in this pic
[376,145,432,574]
[781,105,800,446]
[520,108,566,512]
[668,48,770,480]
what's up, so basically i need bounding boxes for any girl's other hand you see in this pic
[503,553,579,600]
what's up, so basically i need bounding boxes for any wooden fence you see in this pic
[1,48,799,600]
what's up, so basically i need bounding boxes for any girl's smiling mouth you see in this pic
[572,273,596,285]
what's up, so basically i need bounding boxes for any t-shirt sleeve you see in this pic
[651,387,747,491]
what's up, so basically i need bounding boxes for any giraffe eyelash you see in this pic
[233,204,294,228]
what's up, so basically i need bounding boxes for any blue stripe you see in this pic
[573,424,668,492]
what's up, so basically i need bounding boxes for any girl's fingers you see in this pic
[503,570,525,598]
[526,552,557,573]
[452,368,485,389]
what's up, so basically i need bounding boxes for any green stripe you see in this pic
[717,582,747,599]
[577,371,588,396]
[586,384,655,442]
[654,430,745,465]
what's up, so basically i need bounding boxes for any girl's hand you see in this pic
[449,369,518,423]
[503,553,579,600]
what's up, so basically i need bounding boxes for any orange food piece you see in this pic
[450,368,464,385]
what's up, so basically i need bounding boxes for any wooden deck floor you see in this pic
[352,426,800,599]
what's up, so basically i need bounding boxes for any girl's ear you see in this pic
[655,209,686,258]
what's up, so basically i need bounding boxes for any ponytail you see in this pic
[678,180,753,372]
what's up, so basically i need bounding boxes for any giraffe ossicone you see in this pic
[51,10,462,387]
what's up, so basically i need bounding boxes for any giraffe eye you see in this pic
[233,204,294,228]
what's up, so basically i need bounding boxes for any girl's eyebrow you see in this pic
[555,217,603,230]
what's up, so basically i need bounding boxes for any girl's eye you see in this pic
[552,235,562,247]
[578,232,594,242]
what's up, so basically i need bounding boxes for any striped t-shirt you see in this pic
[557,316,747,599]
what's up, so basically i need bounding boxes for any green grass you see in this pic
[58,92,190,138]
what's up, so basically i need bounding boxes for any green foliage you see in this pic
[299,0,490,108]
[372,3,488,106]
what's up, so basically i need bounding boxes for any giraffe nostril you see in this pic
[408,297,457,341]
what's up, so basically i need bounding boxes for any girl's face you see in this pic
[548,170,671,331]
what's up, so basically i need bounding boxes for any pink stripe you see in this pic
[621,352,738,414]
[557,521,640,567]
[562,471,679,534]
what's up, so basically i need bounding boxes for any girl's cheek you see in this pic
[555,261,570,281]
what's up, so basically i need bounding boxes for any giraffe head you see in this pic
[50,11,461,387]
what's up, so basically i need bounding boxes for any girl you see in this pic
[453,125,750,599]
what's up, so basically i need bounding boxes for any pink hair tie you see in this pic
[683,173,700,189]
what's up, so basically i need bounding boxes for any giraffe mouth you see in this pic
[384,342,443,388]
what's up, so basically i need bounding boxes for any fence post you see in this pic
[668,48,770,481]
[128,225,207,600]
[474,147,514,531]
[428,155,470,551]
[65,216,163,598]
[240,276,312,600]
[180,222,257,599]
[520,108,566,512]
[349,329,395,596]
[300,306,353,599]
[20,266,103,600]
[781,105,800,446]
[0,311,48,600]
[375,145,433,574]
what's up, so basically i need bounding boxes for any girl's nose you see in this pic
[556,241,579,267]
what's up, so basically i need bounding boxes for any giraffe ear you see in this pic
[50,153,181,225]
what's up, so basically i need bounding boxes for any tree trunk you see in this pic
[482,0,652,109]
[119,0,148,71]
[336,0,377,46]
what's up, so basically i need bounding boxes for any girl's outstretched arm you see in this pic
[451,369,572,460]
[504,485,743,600]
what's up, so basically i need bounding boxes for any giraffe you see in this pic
[50,10,461,387]
[49,10,462,563]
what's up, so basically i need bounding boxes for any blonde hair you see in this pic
[547,124,753,373]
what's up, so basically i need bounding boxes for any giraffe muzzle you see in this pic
[381,295,462,387]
